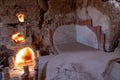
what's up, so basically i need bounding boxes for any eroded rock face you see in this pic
[0,0,48,50]
[43,0,120,52]
[0,0,120,52]
[87,0,120,51]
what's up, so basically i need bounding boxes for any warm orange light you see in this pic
[15,47,35,65]
[16,13,24,22]
[11,32,25,43]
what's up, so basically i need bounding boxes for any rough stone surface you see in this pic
[87,0,120,51]
[47,63,93,80]
[0,0,120,51]
[0,0,48,51]
[43,0,120,51]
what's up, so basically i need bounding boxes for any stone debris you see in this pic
[47,63,93,80]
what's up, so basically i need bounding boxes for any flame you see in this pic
[15,47,35,65]
[16,13,24,22]
[11,32,25,43]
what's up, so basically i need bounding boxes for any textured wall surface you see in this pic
[45,0,120,52]
[0,0,120,51]
[76,25,98,49]
[53,24,76,45]
[87,0,120,51]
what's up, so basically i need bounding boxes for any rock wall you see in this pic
[0,0,47,49]
[86,0,120,51]
[44,0,120,52]
[36,0,77,51]
[0,0,120,52]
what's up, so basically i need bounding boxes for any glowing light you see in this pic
[16,13,24,22]
[15,47,35,65]
[11,32,25,43]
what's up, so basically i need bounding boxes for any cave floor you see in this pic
[44,42,120,80]
[56,42,120,54]
[56,42,98,53]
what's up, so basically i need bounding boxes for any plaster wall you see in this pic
[76,25,98,49]
[77,7,110,36]
[53,24,76,45]
[76,7,110,50]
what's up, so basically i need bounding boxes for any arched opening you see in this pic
[53,24,76,45]
[53,24,99,53]
[76,25,98,49]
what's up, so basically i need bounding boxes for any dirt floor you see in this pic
[44,42,120,80]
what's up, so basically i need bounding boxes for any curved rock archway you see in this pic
[52,19,105,51]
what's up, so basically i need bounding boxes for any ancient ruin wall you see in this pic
[0,0,120,52]
[86,0,120,51]
[0,0,48,49]
[44,0,120,52]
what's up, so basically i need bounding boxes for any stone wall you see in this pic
[86,0,120,51]
[0,0,47,49]
[0,0,120,52]
[44,0,120,52]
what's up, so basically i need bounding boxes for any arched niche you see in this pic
[50,19,105,53]
[53,24,76,45]
[76,25,98,49]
